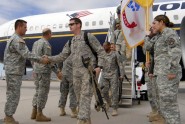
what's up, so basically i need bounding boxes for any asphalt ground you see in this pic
[0,80,185,124]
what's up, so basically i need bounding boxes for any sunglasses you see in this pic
[68,23,78,26]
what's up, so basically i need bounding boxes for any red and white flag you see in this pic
[121,0,153,48]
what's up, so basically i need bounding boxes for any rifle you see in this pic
[81,56,109,120]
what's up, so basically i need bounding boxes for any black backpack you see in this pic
[68,31,98,61]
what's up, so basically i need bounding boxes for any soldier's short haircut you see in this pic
[15,19,27,30]
[103,41,111,46]
[70,18,82,28]
[42,28,51,36]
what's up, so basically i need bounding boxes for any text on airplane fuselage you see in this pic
[153,2,185,11]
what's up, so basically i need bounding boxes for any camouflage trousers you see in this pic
[100,74,119,109]
[147,76,159,112]
[156,73,182,124]
[58,75,77,109]
[32,73,51,109]
[73,67,93,120]
[4,74,22,116]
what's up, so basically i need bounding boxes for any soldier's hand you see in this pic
[40,55,50,64]
[145,61,150,68]
[167,74,176,80]
[94,67,101,77]
[57,71,62,80]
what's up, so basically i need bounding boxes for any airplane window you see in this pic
[174,15,179,20]
[47,25,51,28]
[92,21,96,26]
[30,26,33,31]
[53,24,57,29]
[65,23,69,28]
[59,24,63,29]
[99,20,103,25]
[85,22,89,26]
[41,25,45,30]
[35,26,39,31]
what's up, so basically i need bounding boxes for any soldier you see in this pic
[58,55,77,118]
[100,42,124,116]
[3,19,44,124]
[114,2,132,60]
[43,18,106,124]
[31,28,62,122]
[143,28,160,122]
[149,15,182,124]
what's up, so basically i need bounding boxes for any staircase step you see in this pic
[122,82,131,89]
[122,95,132,98]
[119,99,132,106]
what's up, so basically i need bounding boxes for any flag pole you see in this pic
[145,0,150,63]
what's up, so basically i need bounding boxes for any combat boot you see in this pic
[77,119,91,124]
[111,109,118,116]
[152,116,165,124]
[147,110,158,118]
[60,107,66,116]
[36,109,51,122]
[4,115,19,124]
[70,108,77,118]
[31,107,37,119]
[149,113,162,122]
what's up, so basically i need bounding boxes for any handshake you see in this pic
[40,55,50,64]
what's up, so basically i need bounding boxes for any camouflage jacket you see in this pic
[58,55,73,76]
[149,28,181,75]
[32,38,58,74]
[48,31,106,69]
[4,33,41,75]
[102,51,124,78]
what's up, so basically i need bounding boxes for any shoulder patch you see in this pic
[19,39,25,43]
[168,38,176,48]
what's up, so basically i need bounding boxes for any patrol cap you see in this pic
[116,4,121,14]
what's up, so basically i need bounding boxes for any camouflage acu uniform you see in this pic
[32,38,58,110]
[144,34,160,113]
[100,51,124,109]
[111,27,126,57]
[48,31,106,120]
[4,33,41,116]
[153,28,182,124]
[58,55,77,109]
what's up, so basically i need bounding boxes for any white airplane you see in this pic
[0,0,184,77]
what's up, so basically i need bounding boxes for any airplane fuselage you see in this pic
[0,1,185,80]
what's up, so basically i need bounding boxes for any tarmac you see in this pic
[0,80,185,124]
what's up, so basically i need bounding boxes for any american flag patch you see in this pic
[69,11,92,18]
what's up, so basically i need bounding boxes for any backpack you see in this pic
[68,31,98,61]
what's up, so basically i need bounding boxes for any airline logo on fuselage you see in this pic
[66,11,92,18]
[153,1,185,11]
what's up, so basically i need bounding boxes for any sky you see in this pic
[0,0,178,25]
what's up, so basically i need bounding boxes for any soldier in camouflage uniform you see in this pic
[31,28,62,122]
[3,19,42,124]
[148,15,182,124]
[100,42,124,116]
[144,30,161,122]
[43,18,106,124]
[58,55,77,118]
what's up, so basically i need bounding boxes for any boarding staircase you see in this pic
[118,60,133,106]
